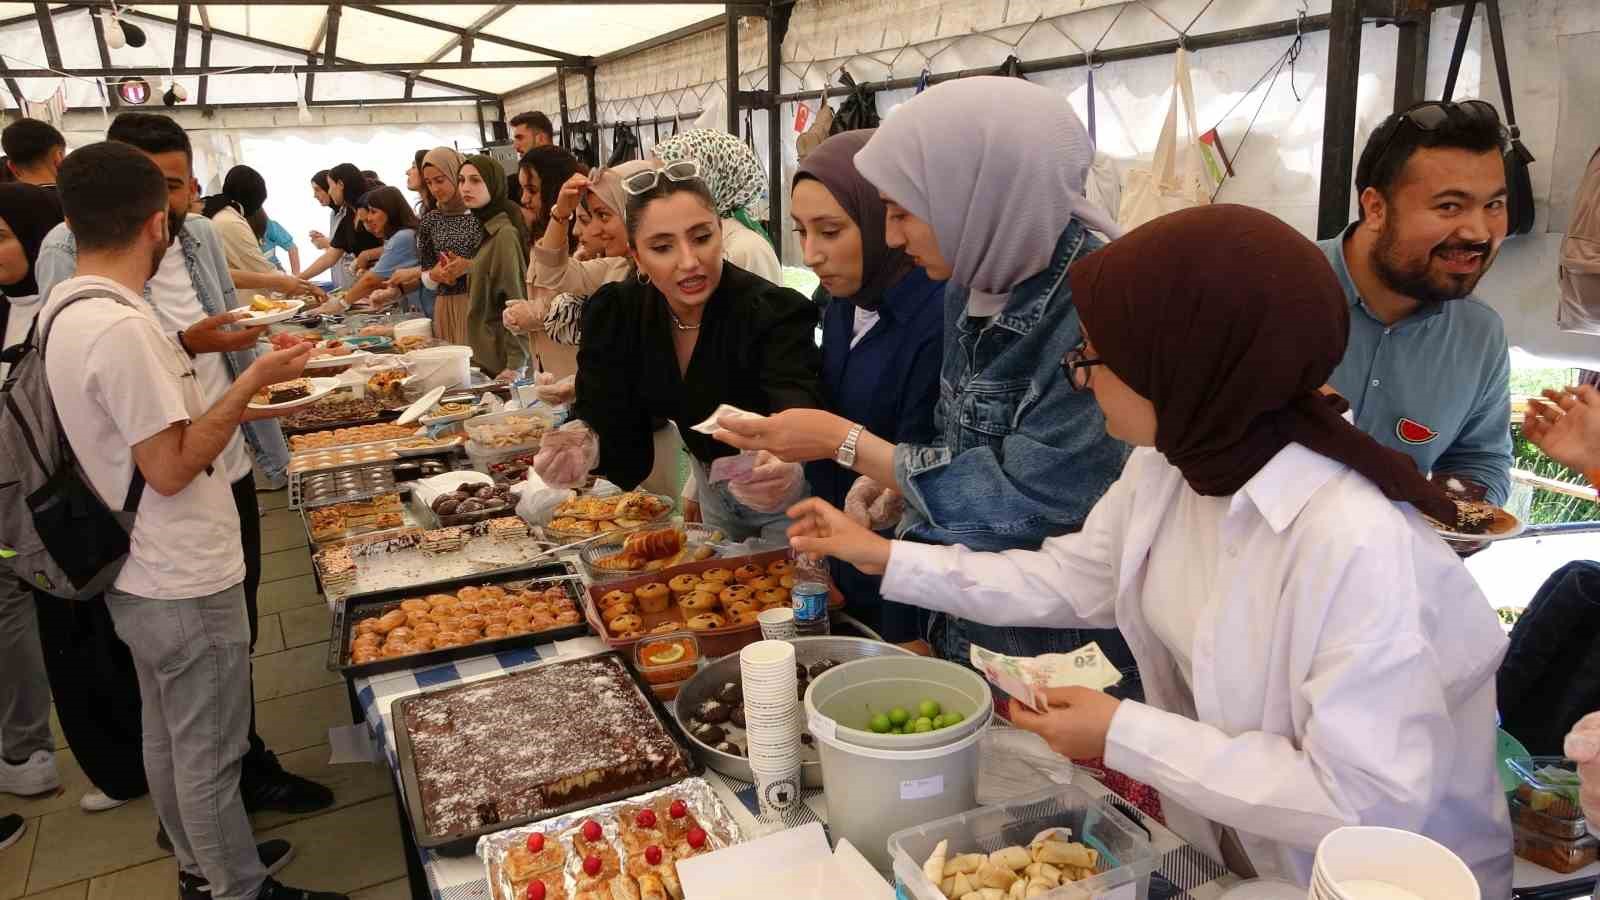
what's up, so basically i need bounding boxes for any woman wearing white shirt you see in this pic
[785,205,1514,896]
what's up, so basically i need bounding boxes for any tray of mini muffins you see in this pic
[585,549,845,660]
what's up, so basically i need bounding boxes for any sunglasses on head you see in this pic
[1368,100,1503,177]
[620,159,702,196]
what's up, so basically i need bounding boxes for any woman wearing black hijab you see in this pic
[201,165,279,275]
[788,130,945,642]
[0,182,62,369]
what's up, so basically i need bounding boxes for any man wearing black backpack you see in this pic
[45,142,344,900]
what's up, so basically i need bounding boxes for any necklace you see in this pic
[666,304,701,331]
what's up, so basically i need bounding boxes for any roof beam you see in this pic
[0,56,24,112]
[33,2,63,71]
[196,28,212,105]
[101,5,496,98]
[0,59,566,77]
[305,4,339,108]
[357,5,581,62]
[172,2,191,71]
[65,0,735,5]
[89,4,118,108]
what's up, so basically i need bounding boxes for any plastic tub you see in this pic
[394,317,432,340]
[1314,826,1480,900]
[1509,793,1590,840]
[888,783,1157,899]
[1506,756,1587,824]
[1513,822,1599,874]
[804,657,995,870]
[405,345,472,392]
[634,632,701,686]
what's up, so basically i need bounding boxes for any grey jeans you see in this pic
[0,565,52,760]
[689,456,800,546]
[105,583,266,900]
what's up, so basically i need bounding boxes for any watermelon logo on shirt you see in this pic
[1396,418,1438,445]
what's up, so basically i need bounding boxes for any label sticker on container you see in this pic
[899,774,944,801]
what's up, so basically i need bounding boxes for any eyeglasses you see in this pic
[620,159,702,196]
[1367,100,1503,181]
[1061,340,1104,393]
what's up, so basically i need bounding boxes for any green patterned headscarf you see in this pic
[653,129,772,245]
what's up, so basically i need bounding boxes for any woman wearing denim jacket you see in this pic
[714,77,1139,696]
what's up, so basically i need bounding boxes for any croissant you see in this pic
[623,528,682,560]
[594,552,646,572]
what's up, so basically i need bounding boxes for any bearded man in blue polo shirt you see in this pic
[1322,100,1513,504]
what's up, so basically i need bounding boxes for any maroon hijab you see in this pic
[1068,204,1458,525]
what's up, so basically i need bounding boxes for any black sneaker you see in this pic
[241,752,334,814]
[0,815,24,852]
[157,822,171,852]
[176,840,296,899]
[253,877,349,900]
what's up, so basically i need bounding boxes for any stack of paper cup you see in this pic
[1310,826,1479,900]
[757,607,798,641]
[739,640,804,823]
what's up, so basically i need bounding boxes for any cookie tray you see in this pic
[393,649,704,854]
[326,559,590,679]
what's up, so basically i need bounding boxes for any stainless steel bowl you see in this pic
[673,636,914,787]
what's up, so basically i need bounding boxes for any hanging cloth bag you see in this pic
[1117,49,1219,230]
[829,70,880,135]
[796,88,835,160]
[607,122,641,168]
[1442,0,1536,236]
[1082,67,1123,235]
[1557,147,1600,335]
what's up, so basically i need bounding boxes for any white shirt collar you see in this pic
[1233,442,1349,534]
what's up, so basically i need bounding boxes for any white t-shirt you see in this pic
[147,242,251,483]
[43,275,245,600]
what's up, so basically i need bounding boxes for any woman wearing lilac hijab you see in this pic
[715,77,1140,685]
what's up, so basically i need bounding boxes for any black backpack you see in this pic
[829,70,880,135]
[0,287,144,599]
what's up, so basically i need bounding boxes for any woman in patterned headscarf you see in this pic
[653,130,782,285]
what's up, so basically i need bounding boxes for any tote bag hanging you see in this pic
[1118,50,1222,230]
[1082,67,1123,234]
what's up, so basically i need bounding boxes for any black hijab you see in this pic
[201,165,269,220]
[0,183,63,298]
[793,129,911,311]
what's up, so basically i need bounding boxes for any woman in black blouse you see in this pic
[299,163,381,286]
[534,163,822,542]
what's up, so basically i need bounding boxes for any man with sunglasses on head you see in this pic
[1321,99,1514,506]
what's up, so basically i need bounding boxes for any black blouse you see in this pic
[575,262,823,490]
[330,205,382,255]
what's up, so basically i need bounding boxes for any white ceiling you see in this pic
[0,3,725,101]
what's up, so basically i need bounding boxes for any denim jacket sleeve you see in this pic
[33,223,76,306]
[892,383,1129,550]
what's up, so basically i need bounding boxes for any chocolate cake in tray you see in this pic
[396,651,699,852]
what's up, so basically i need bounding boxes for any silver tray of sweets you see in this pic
[476,776,744,900]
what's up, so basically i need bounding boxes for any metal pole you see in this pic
[585,65,600,162]
[1392,10,1431,112]
[766,1,782,262]
[556,66,570,147]
[725,6,740,135]
[1316,0,1364,239]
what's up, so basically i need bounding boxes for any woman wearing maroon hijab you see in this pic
[782,205,1513,896]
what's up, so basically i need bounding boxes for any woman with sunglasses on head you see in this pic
[787,130,945,642]
[715,78,1136,680]
[533,162,822,542]
[653,129,783,285]
[784,204,1513,896]
[457,154,529,379]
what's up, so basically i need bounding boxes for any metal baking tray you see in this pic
[298,464,397,508]
[673,636,913,788]
[393,650,704,854]
[326,560,590,679]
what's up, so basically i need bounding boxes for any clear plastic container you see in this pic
[1506,756,1587,823]
[1513,821,1599,873]
[888,783,1156,900]
[1510,794,1591,840]
[633,632,701,686]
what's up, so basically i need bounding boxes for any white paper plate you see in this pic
[303,349,372,370]
[236,298,306,326]
[247,376,339,410]
[1428,506,1525,543]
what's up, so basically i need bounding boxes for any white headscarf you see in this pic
[854,77,1122,315]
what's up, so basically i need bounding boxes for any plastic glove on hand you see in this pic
[534,371,576,406]
[728,450,807,513]
[843,476,904,530]
[532,421,599,489]
[1563,711,1600,830]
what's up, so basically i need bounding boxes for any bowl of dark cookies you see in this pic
[428,481,519,527]
[672,636,912,787]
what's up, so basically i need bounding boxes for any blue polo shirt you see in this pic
[1320,228,1512,503]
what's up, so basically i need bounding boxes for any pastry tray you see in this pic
[577,524,729,584]
[327,559,589,679]
[393,650,704,853]
[298,464,397,509]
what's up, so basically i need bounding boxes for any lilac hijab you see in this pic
[853,76,1121,314]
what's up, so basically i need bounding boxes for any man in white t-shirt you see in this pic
[46,142,344,900]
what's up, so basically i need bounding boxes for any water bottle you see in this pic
[790,553,831,636]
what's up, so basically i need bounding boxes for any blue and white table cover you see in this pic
[352,637,1233,900]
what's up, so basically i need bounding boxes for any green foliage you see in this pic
[1512,426,1599,525]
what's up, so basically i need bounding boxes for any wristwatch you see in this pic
[834,423,865,469]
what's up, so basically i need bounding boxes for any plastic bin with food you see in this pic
[1507,757,1587,824]
[634,631,701,700]
[1513,822,1599,873]
[464,408,558,454]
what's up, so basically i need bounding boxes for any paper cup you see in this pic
[1312,826,1479,900]
[752,761,803,822]
[758,607,798,641]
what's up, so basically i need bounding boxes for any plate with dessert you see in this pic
[1425,476,1525,543]
[237,295,306,326]
[248,376,339,410]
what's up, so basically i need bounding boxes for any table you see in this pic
[350,637,1237,900]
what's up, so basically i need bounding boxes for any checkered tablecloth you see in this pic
[352,641,1234,900]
